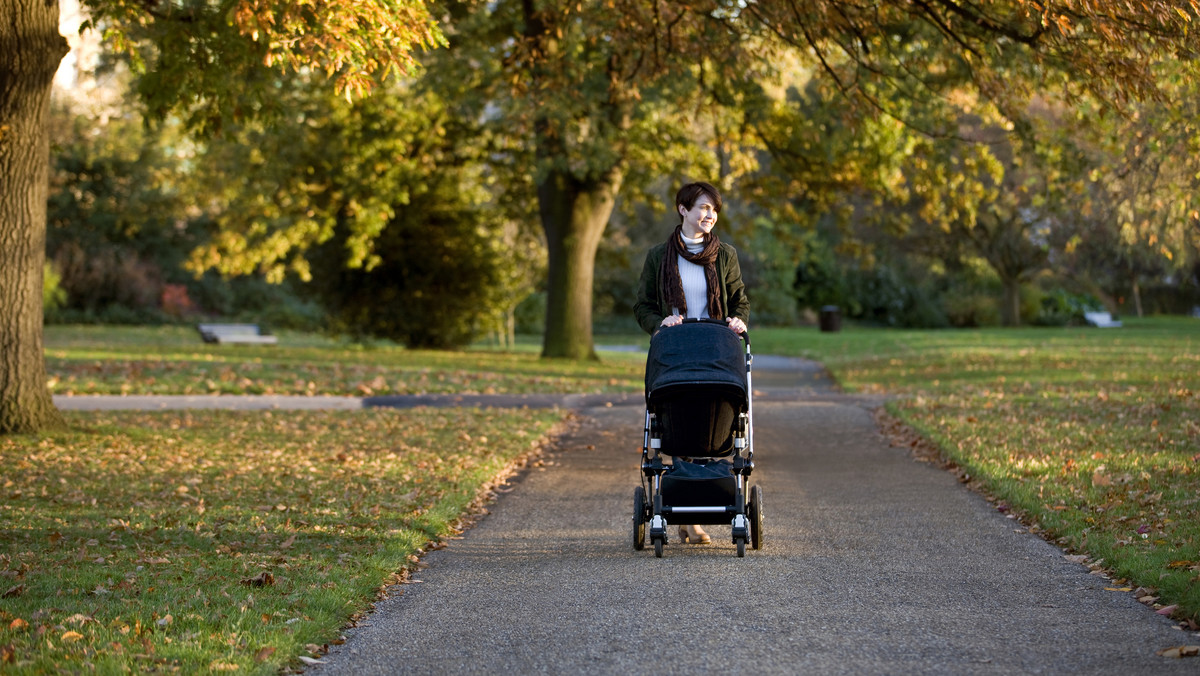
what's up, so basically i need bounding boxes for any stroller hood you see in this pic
[645,321,747,402]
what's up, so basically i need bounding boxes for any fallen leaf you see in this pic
[65,613,95,625]
[297,656,324,665]
[1,585,24,599]
[1064,554,1088,564]
[1105,587,1134,592]
[1157,645,1200,658]
[279,534,296,549]
[1157,605,1179,616]
[1,644,14,663]
[61,631,84,642]
[209,661,240,671]
[157,614,173,627]
[254,646,276,663]
[240,572,274,587]
[8,619,27,631]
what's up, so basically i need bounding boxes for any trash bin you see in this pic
[819,305,841,333]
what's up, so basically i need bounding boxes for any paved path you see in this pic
[305,358,1196,675]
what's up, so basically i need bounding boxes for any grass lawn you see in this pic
[7,319,1199,672]
[1,407,564,673]
[43,325,645,397]
[755,316,1200,622]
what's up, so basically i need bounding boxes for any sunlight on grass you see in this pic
[0,408,565,673]
[758,317,1200,620]
[44,325,644,396]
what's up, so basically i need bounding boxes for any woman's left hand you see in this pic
[726,317,746,334]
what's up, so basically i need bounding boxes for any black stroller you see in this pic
[632,318,763,557]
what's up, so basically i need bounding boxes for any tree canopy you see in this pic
[4,0,1200,433]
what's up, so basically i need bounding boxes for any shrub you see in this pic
[43,262,67,318]
[943,292,1001,327]
[1034,288,1101,326]
[160,284,197,318]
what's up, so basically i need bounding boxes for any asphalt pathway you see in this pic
[300,356,1197,676]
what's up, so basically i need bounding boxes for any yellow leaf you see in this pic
[61,630,84,642]
[1105,587,1133,592]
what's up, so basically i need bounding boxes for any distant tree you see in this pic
[0,0,442,433]
[1053,75,1200,315]
[187,82,538,348]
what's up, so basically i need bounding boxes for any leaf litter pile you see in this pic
[0,407,564,673]
[787,320,1200,634]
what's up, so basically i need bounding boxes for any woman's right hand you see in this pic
[660,313,682,328]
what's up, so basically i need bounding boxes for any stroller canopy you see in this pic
[645,321,747,403]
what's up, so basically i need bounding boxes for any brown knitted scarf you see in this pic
[660,224,723,319]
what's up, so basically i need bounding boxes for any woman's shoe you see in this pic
[678,525,711,544]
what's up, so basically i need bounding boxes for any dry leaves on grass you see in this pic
[1157,645,1200,658]
[240,572,275,587]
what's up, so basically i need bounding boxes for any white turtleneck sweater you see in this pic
[673,234,711,319]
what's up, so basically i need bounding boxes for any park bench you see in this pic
[196,323,278,345]
[1083,311,1122,328]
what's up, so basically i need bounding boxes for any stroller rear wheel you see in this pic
[632,486,647,550]
[749,485,764,550]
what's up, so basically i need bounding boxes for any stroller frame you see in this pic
[632,318,763,558]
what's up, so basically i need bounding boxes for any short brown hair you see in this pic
[675,181,722,222]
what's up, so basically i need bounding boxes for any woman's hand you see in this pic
[660,313,683,328]
[726,317,746,334]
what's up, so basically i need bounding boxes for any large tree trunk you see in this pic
[0,0,69,434]
[539,167,622,360]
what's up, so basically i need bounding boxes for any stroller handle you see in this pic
[680,317,750,347]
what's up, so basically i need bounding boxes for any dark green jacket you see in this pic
[633,240,750,335]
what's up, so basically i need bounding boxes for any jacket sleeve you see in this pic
[724,245,750,323]
[634,248,664,335]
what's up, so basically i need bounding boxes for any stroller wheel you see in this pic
[749,485,764,550]
[632,486,647,551]
[735,537,746,558]
[654,536,664,558]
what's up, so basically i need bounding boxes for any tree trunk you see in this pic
[0,0,69,434]
[539,167,623,360]
[1000,277,1021,327]
[1131,277,1143,318]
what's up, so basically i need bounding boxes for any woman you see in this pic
[633,180,750,544]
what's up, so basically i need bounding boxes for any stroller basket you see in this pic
[661,460,737,507]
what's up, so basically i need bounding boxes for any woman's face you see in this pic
[679,195,718,238]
